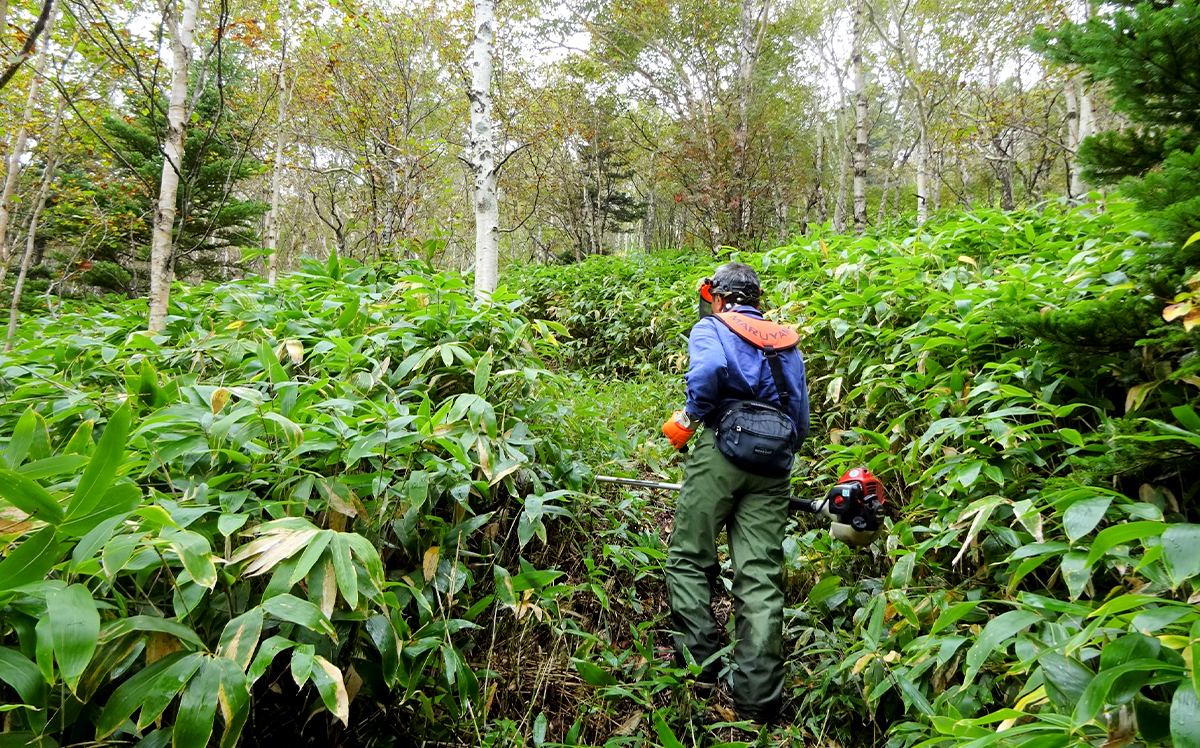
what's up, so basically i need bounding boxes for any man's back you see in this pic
[684,306,810,442]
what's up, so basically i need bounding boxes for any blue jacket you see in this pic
[684,305,810,443]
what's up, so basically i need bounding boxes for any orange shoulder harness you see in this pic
[715,312,799,351]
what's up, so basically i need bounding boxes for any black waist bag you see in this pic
[712,342,797,478]
[713,400,796,478]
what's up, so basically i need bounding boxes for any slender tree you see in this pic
[0,0,53,91]
[148,0,199,332]
[468,0,498,299]
[7,99,64,347]
[264,0,291,286]
[0,0,56,286]
[852,0,869,233]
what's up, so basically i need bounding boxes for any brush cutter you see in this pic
[595,467,886,547]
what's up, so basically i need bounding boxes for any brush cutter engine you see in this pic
[594,466,887,547]
[790,468,886,547]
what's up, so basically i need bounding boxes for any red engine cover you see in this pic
[838,468,885,506]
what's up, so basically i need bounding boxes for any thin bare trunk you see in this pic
[852,0,868,233]
[734,0,768,243]
[0,0,56,287]
[7,100,63,348]
[468,0,498,299]
[148,0,198,332]
[915,124,928,223]
[1075,84,1093,197]
[264,1,290,286]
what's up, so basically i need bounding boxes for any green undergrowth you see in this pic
[2,200,1200,748]
[508,200,1200,748]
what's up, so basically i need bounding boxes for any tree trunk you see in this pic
[0,0,56,287]
[915,124,928,224]
[264,1,290,286]
[148,0,198,332]
[468,0,498,299]
[1071,76,1094,199]
[734,0,768,243]
[7,100,63,348]
[852,0,868,233]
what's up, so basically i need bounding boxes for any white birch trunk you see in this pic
[915,124,928,224]
[852,0,868,233]
[468,0,498,299]
[734,0,767,240]
[1068,0,1094,200]
[264,1,290,286]
[0,0,56,287]
[7,100,63,348]
[147,0,198,332]
[1074,85,1093,198]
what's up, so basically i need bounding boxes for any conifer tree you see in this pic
[1036,0,1200,267]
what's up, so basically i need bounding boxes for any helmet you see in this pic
[708,262,762,306]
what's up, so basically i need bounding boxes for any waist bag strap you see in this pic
[763,344,791,413]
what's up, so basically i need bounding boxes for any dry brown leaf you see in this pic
[612,711,643,736]
[147,632,181,663]
[423,545,439,582]
[489,461,522,486]
[210,387,230,414]
[345,665,363,704]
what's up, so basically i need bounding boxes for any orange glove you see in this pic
[662,411,696,451]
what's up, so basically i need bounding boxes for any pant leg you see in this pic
[726,472,790,722]
[664,429,740,681]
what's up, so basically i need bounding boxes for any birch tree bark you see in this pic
[734,0,769,243]
[264,0,291,286]
[0,0,56,287]
[468,0,498,299]
[1069,0,1094,199]
[7,100,64,348]
[147,0,199,332]
[852,0,869,233]
[879,1,930,223]
[1073,81,1094,197]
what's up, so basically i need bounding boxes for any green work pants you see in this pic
[664,428,790,723]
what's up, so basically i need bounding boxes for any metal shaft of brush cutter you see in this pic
[594,475,683,491]
[595,475,821,514]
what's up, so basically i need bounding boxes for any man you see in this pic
[660,262,810,725]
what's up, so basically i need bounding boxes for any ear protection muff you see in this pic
[698,278,715,319]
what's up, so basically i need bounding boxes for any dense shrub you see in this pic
[0,253,596,745]
[509,200,1200,748]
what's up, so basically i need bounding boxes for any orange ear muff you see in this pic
[700,280,714,303]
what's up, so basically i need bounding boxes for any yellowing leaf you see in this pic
[1164,302,1193,322]
[285,340,304,364]
[210,388,230,414]
[958,255,978,268]
[1185,308,1200,332]
[1125,383,1154,414]
[231,526,319,577]
[423,545,439,582]
[852,652,876,674]
[312,656,350,725]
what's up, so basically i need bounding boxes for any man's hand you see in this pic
[662,411,695,451]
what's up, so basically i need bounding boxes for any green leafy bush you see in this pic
[0,253,592,745]
[510,200,1200,748]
